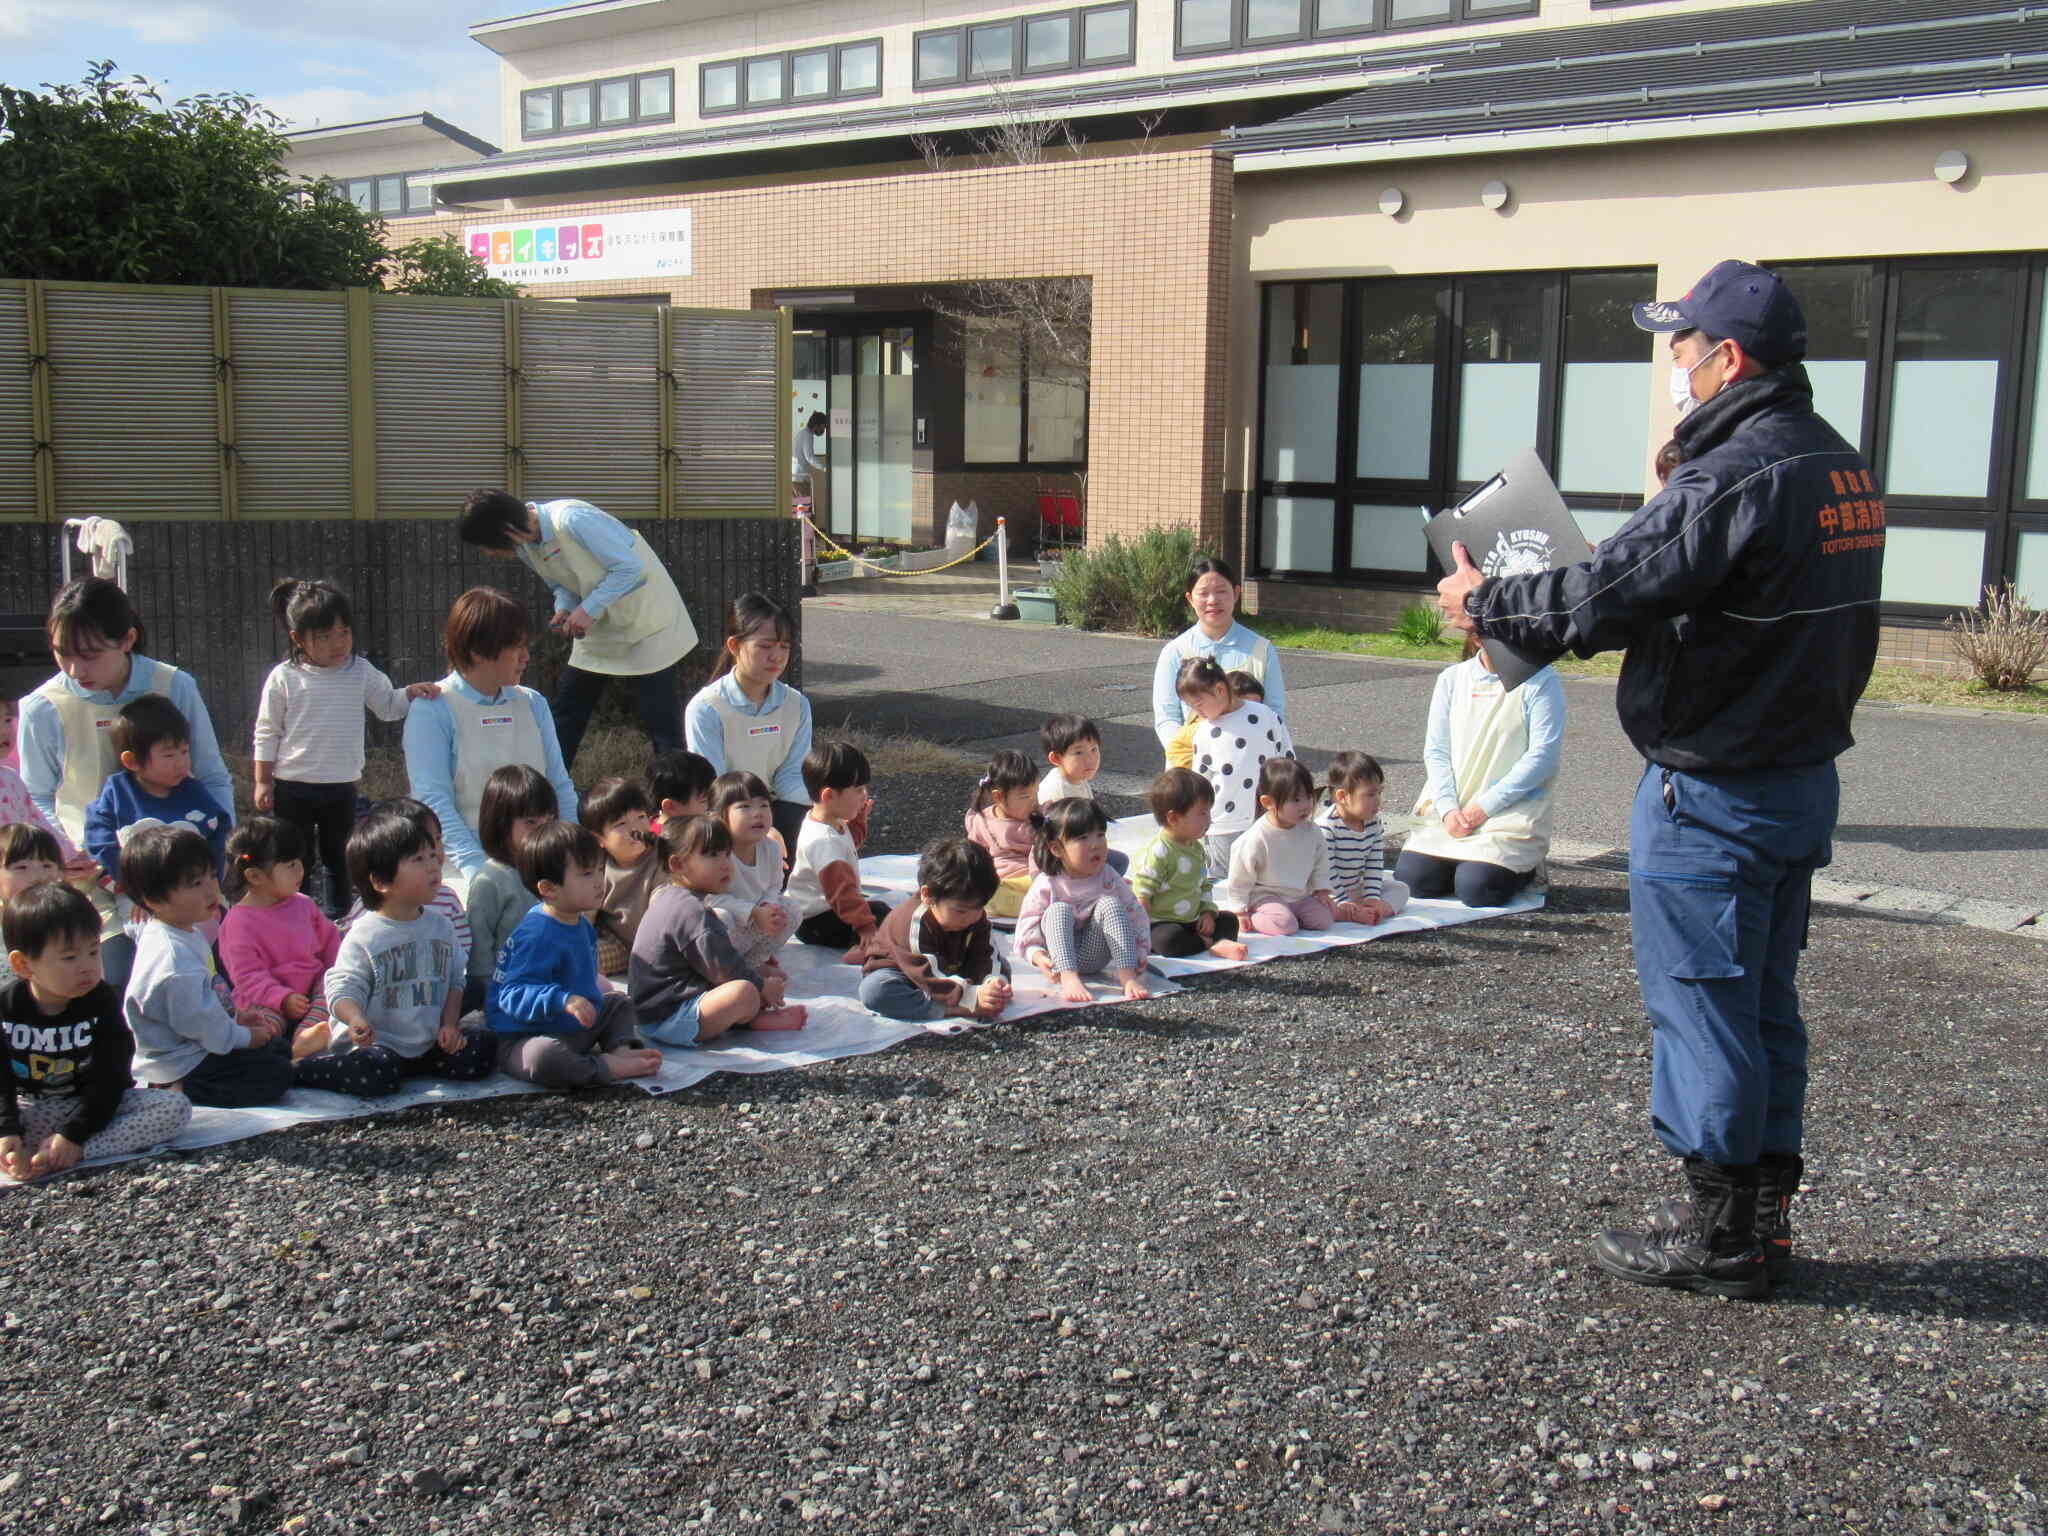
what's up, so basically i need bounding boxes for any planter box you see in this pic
[1014,588,1059,624]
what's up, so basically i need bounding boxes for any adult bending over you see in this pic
[458,489,698,769]
[403,588,578,901]
[1393,634,1564,908]
[1150,557,1285,758]
[1435,260,1883,1300]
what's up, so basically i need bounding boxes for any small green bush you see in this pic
[1392,602,1445,648]
[1048,526,1210,637]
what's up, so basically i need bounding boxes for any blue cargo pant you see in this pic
[1629,760,1839,1167]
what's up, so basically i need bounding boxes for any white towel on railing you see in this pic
[74,516,133,580]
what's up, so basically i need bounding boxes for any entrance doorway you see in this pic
[792,317,922,546]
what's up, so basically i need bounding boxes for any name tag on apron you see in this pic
[746,724,782,737]
[479,714,515,728]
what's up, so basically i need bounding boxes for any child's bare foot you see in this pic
[1057,974,1093,1004]
[290,1021,331,1060]
[602,1046,664,1079]
[1120,974,1152,1002]
[750,1004,808,1031]
[1208,939,1250,961]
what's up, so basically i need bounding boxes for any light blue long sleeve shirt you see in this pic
[401,673,577,876]
[18,655,236,834]
[1150,621,1288,744]
[517,499,646,620]
[1422,661,1566,819]
[682,674,814,806]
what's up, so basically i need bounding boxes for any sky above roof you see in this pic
[0,0,502,141]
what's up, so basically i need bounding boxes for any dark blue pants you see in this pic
[1629,761,1838,1167]
[552,661,682,771]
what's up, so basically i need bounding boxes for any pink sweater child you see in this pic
[1014,866,1152,981]
[1,763,80,859]
[219,892,344,1043]
[962,805,1035,881]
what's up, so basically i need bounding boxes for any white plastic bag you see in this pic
[945,500,980,549]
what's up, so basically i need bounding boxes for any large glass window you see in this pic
[599,78,634,123]
[1256,255,2048,615]
[522,90,555,135]
[1558,271,1655,495]
[559,84,593,129]
[1456,275,1545,483]
[1353,281,1438,482]
[962,321,1088,466]
[1770,261,1874,449]
[1885,266,2015,500]
[1179,0,1234,50]
[922,5,1131,88]
[745,56,785,106]
[1261,284,1341,483]
[638,72,673,118]
[704,42,881,114]
[1254,268,1652,579]
[1082,4,1135,60]
[701,63,739,112]
[792,49,832,99]
[1184,0,1527,53]
[971,22,1018,75]
[917,32,964,84]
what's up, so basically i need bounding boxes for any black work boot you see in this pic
[1646,1152,1802,1284]
[1593,1158,1771,1299]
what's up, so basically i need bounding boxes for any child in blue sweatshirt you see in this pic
[486,820,661,1089]
[84,695,233,891]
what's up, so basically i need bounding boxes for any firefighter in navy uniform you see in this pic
[1436,260,1886,1299]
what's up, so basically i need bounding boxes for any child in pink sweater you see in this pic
[217,817,343,1060]
[1014,799,1151,1004]
[961,749,1040,920]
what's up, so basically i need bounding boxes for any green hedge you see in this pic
[1047,526,1212,637]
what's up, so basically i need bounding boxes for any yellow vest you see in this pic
[522,503,697,677]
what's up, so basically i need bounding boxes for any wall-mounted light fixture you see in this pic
[1480,179,1510,211]
[1934,149,1970,185]
[1378,186,1405,216]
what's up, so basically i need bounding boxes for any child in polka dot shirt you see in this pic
[1128,768,1248,961]
[1176,657,1294,881]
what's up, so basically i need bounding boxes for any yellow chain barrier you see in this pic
[801,514,997,577]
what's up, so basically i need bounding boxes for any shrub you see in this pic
[1946,583,2048,691]
[1392,602,1445,648]
[1048,526,1209,637]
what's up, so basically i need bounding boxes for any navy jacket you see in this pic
[1468,364,1884,774]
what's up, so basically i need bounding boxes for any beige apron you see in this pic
[1404,659,1554,874]
[522,503,696,677]
[443,677,547,897]
[700,681,803,786]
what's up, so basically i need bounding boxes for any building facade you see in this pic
[283,0,2048,665]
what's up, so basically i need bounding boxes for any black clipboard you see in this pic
[1422,448,1589,691]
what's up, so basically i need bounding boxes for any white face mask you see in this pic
[1668,343,1728,418]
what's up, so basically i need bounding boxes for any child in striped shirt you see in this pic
[252,579,440,916]
[1314,751,1409,926]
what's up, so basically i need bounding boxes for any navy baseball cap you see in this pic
[1633,260,1807,366]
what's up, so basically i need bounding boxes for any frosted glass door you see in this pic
[829,344,854,538]
[854,337,881,544]
[878,374,914,542]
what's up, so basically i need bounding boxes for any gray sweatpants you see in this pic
[496,993,643,1090]
[9,1087,192,1161]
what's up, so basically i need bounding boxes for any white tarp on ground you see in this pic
[4,818,1539,1182]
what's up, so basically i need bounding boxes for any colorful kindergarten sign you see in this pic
[462,207,694,286]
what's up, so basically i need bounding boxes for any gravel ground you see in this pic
[2,772,2044,1536]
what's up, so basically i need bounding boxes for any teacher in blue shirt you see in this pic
[1150,557,1287,756]
[458,490,699,770]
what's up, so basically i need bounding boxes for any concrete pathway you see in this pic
[799,573,2048,933]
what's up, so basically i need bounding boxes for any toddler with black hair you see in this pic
[703,771,800,964]
[488,820,662,1088]
[582,775,662,979]
[962,749,1040,920]
[252,577,439,914]
[788,741,889,949]
[648,749,717,837]
[852,838,1012,1024]
[217,817,342,1060]
[83,695,233,887]
[1015,798,1151,1004]
[1129,768,1248,960]
[464,764,558,998]
[295,810,496,1098]
[122,824,294,1108]
[1177,655,1295,880]
[1,823,68,905]
[1037,716,1130,875]
[1316,751,1409,926]
[2,882,191,1180]
[1227,758,1338,937]
[629,814,806,1044]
